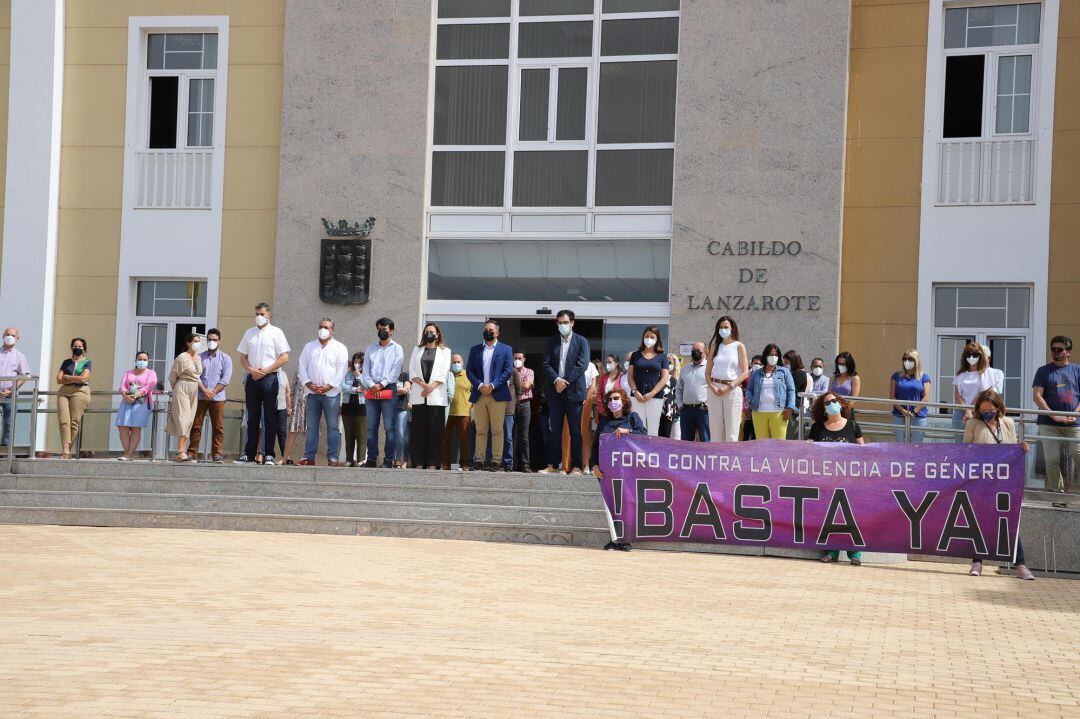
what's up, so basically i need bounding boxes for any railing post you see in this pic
[6,379,17,473]
[904,413,912,443]
[149,397,159,463]
[28,379,39,460]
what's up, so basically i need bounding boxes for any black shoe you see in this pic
[617,543,633,552]
[485,462,499,472]
[472,462,487,472]
[361,460,378,468]
[501,464,513,472]
[603,541,619,551]
[522,466,536,473]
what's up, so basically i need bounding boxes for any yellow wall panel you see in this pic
[67,1,284,28]
[220,209,276,279]
[225,64,284,148]
[65,27,127,65]
[841,207,921,281]
[61,65,126,147]
[847,46,927,140]
[1053,39,1080,132]
[1050,131,1080,205]
[851,2,928,50]
[230,25,285,65]
[58,147,124,209]
[56,209,122,276]
[838,322,918,400]
[54,275,119,316]
[844,138,923,208]
[840,282,919,326]
[222,147,280,210]
[218,278,274,321]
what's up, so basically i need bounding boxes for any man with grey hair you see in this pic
[298,317,349,466]
[0,327,30,446]
[236,303,290,465]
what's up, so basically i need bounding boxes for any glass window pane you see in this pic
[1011,95,1030,133]
[934,287,958,328]
[512,151,588,206]
[965,27,996,48]
[518,21,593,58]
[165,33,203,51]
[957,308,1007,327]
[556,67,587,140]
[597,60,677,142]
[942,55,984,138]
[438,0,511,18]
[431,151,505,207]
[521,0,594,15]
[436,23,510,60]
[1018,3,1041,44]
[944,8,967,49]
[519,68,550,141]
[603,0,680,11]
[995,96,1015,135]
[202,34,218,69]
[1007,287,1030,327]
[595,149,674,206]
[427,238,671,302]
[433,66,508,145]
[147,34,165,69]
[1014,55,1032,93]
[601,18,679,56]
[957,286,1007,309]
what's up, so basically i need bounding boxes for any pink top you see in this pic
[119,369,158,407]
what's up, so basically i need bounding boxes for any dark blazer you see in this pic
[466,341,514,403]
[542,332,591,403]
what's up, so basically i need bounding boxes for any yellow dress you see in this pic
[166,352,202,437]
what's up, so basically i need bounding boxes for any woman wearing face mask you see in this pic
[56,338,92,459]
[595,354,623,429]
[408,323,451,469]
[281,369,308,465]
[340,352,367,467]
[783,349,811,439]
[741,355,762,441]
[166,333,204,463]
[964,389,1034,580]
[705,315,749,443]
[808,392,864,564]
[952,342,994,432]
[830,352,861,401]
[115,351,158,461]
[591,388,647,551]
[745,344,797,440]
[659,353,682,439]
[578,359,605,471]
[890,349,931,442]
[627,326,670,435]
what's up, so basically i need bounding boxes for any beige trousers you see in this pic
[57,385,91,448]
[473,394,507,465]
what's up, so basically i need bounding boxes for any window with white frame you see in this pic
[938,3,1041,204]
[430,0,679,209]
[134,281,208,390]
[146,33,218,149]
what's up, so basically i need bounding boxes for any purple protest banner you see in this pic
[597,436,1025,559]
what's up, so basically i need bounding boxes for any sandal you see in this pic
[175,453,193,463]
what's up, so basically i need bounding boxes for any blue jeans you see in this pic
[365,397,398,466]
[892,414,928,443]
[485,415,515,467]
[680,405,710,442]
[0,400,12,445]
[304,393,341,461]
[394,406,410,461]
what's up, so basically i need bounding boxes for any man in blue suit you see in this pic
[465,319,514,471]
[540,309,590,475]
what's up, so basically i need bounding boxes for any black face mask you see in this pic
[377,329,390,341]
[690,350,703,363]
[423,332,437,344]
[483,329,495,342]
[72,347,84,357]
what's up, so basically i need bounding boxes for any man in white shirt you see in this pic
[236,302,291,465]
[676,341,710,442]
[298,317,349,466]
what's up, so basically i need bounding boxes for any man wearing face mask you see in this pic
[236,303,291,465]
[810,357,829,394]
[676,342,710,442]
[190,329,232,462]
[361,317,405,468]
[0,328,30,447]
[540,310,590,475]
[298,318,349,466]
[465,320,514,471]
[441,353,473,470]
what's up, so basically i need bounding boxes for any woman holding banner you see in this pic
[591,387,647,552]
[807,392,865,565]
[964,389,1035,581]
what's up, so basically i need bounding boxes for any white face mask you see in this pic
[2,335,15,347]
[718,328,731,339]
[605,362,616,372]
[514,359,524,369]
[192,340,205,353]
[903,360,915,371]
[966,355,979,366]
[811,366,823,377]
[207,340,219,351]
[766,355,779,367]
[318,327,331,341]
[643,337,656,349]
[354,363,362,373]
[837,364,848,374]
[254,315,269,327]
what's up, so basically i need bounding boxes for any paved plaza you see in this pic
[1,526,1078,718]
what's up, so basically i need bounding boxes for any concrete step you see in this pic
[0,505,611,546]
[0,489,608,528]
[0,474,603,509]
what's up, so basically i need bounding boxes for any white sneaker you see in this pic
[263,457,276,466]
[969,561,982,576]
[538,466,561,475]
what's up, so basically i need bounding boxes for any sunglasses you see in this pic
[963,353,980,359]
[1052,347,1068,354]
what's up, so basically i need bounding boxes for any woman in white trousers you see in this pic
[704,315,748,443]
[627,325,670,436]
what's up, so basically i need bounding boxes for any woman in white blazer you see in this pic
[408,322,453,469]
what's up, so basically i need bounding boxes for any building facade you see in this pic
[0,0,1075,450]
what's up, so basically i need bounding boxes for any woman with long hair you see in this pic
[745,344,796,440]
[590,387,647,552]
[627,326,670,435]
[408,322,451,469]
[808,391,864,565]
[704,315,748,443]
[889,349,931,442]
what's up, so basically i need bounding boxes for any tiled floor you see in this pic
[0,525,1077,718]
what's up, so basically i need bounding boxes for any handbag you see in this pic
[364,388,393,401]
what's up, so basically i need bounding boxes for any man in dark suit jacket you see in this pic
[465,319,514,471]
[540,309,590,474]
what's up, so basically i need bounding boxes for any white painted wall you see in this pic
[0,0,65,447]
[917,0,1060,406]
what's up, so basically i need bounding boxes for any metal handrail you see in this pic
[0,375,38,473]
